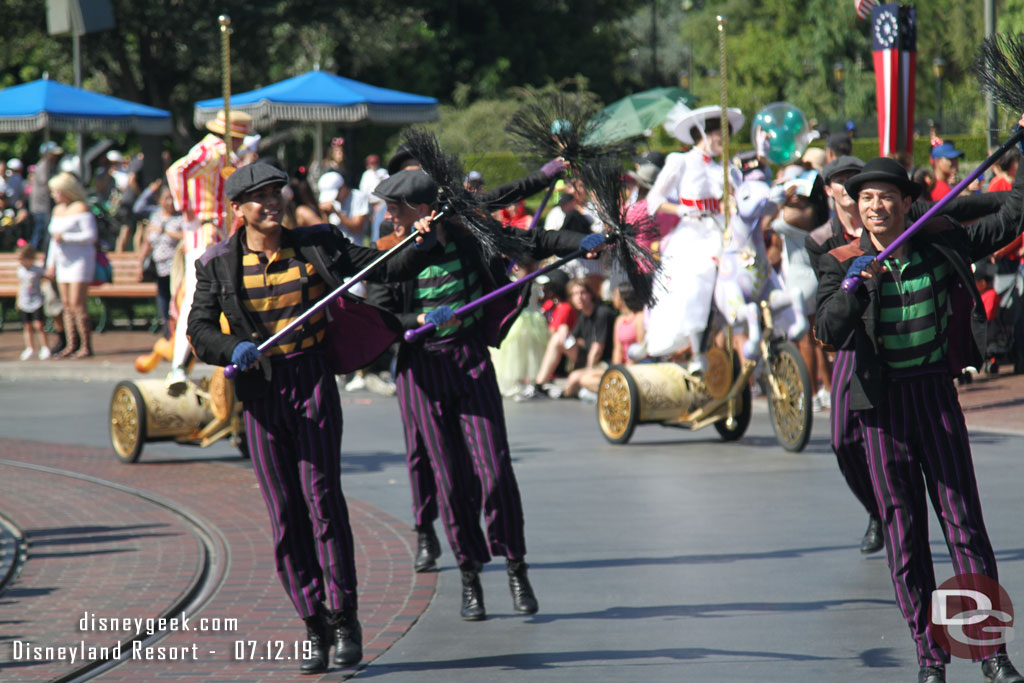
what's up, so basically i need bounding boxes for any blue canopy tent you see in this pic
[193,70,440,173]
[0,78,173,135]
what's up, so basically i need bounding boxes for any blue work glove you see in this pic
[845,254,875,281]
[231,341,260,369]
[424,305,456,328]
[541,158,565,178]
[580,232,607,252]
[413,229,437,251]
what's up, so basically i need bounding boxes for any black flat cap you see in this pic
[373,169,439,206]
[822,155,864,184]
[844,157,921,200]
[225,162,288,201]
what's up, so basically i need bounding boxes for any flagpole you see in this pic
[716,15,731,237]
[219,15,234,230]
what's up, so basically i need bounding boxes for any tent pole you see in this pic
[73,33,87,183]
[315,121,324,186]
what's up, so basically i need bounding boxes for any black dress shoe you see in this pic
[460,562,486,621]
[507,559,538,614]
[300,613,330,674]
[983,654,1024,683]
[860,516,884,554]
[917,664,945,683]
[327,607,363,667]
[414,524,441,572]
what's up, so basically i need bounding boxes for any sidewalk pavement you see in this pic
[2,329,1022,435]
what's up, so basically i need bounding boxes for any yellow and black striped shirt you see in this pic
[240,240,327,356]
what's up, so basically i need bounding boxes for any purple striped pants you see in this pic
[395,336,525,567]
[242,352,357,619]
[830,349,879,519]
[860,370,999,666]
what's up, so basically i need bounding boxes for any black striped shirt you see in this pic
[240,239,326,355]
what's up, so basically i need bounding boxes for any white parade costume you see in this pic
[644,147,729,357]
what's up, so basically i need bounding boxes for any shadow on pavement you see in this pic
[532,544,859,570]
[519,597,894,624]
[357,645,837,675]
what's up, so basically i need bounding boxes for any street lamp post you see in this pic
[933,57,945,129]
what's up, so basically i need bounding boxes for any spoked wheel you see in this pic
[110,381,147,463]
[764,340,812,452]
[597,365,639,444]
[714,351,752,441]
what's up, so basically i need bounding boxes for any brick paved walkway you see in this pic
[0,438,435,682]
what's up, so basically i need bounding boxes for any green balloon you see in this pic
[783,108,806,135]
[767,130,798,165]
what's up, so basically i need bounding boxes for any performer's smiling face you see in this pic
[234,184,285,232]
[857,181,910,239]
[385,201,429,230]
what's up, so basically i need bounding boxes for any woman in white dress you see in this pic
[643,104,744,368]
[45,172,98,358]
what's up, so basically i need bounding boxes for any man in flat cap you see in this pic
[367,168,602,622]
[815,144,1024,683]
[187,160,441,675]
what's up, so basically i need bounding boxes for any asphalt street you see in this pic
[2,377,1024,682]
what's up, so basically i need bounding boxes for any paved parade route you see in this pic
[1,346,1024,681]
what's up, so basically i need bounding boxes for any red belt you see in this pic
[679,198,721,213]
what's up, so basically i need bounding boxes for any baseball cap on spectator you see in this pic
[931,142,964,160]
[7,159,23,173]
[464,170,484,187]
[802,147,827,172]
[224,161,288,201]
[636,151,666,169]
[317,171,345,204]
[826,132,852,155]
[386,145,417,175]
[822,155,864,184]
[106,150,124,163]
[627,162,660,189]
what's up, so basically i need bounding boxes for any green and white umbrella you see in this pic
[586,86,699,145]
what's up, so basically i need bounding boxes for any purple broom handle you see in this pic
[224,229,423,378]
[842,127,1024,292]
[404,244,589,343]
[524,178,559,232]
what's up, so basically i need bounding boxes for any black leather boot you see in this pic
[860,516,884,554]
[460,562,486,621]
[982,654,1024,683]
[299,613,330,674]
[327,607,363,667]
[414,523,441,572]
[507,559,538,614]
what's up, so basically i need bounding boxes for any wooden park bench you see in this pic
[0,251,158,332]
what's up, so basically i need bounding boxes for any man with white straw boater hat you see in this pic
[164,109,255,394]
[634,102,744,370]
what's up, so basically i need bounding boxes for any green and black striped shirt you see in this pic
[877,249,951,369]
[413,240,482,339]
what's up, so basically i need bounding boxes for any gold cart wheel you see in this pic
[110,381,147,463]
[765,340,813,452]
[597,365,639,445]
[714,350,752,442]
